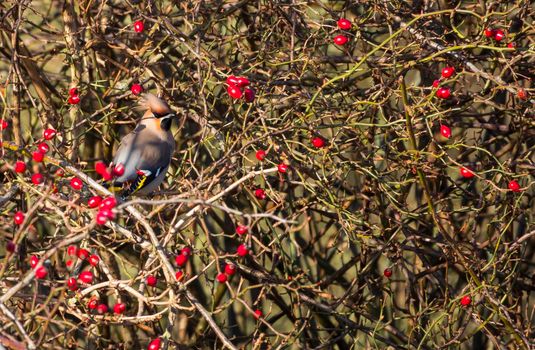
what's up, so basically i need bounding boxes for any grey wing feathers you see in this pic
[113,128,173,184]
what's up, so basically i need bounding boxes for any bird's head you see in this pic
[141,93,176,131]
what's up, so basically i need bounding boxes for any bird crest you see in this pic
[140,93,172,115]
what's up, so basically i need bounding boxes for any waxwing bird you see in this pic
[112,93,176,199]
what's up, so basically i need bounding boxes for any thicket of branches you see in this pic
[0,0,534,349]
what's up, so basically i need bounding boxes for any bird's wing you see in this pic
[113,127,174,197]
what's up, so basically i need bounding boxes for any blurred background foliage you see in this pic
[0,0,533,349]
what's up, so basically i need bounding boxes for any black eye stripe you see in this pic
[153,112,174,119]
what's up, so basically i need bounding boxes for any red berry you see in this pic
[0,120,8,130]
[436,87,451,99]
[96,211,109,225]
[6,241,16,253]
[66,259,74,269]
[14,211,25,225]
[148,338,161,350]
[32,151,45,162]
[103,170,114,182]
[131,84,143,95]
[35,266,48,279]
[216,273,228,283]
[253,309,262,319]
[460,167,475,179]
[181,247,192,256]
[14,161,26,173]
[70,177,83,190]
[113,163,125,177]
[88,196,103,208]
[517,89,528,100]
[441,66,455,79]
[67,277,78,291]
[97,304,108,314]
[99,208,115,220]
[78,248,89,260]
[494,29,505,41]
[236,225,248,235]
[69,87,78,96]
[255,150,266,161]
[237,244,249,257]
[432,80,440,88]
[89,254,100,267]
[460,295,471,306]
[113,302,126,314]
[235,77,250,88]
[30,255,39,268]
[31,173,44,185]
[226,75,240,86]
[312,137,325,148]
[68,95,80,105]
[100,196,117,210]
[175,254,188,267]
[507,42,515,49]
[244,88,255,102]
[37,142,50,154]
[146,275,157,287]
[227,85,243,99]
[383,268,392,278]
[95,161,108,175]
[333,35,348,46]
[224,263,236,276]
[254,188,266,200]
[88,298,98,309]
[67,245,78,257]
[484,28,494,38]
[440,125,451,139]
[337,18,352,30]
[508,180,521,192]
[175,270,184,281]
[133,21,144,33]
[278,163,288,173]
[43,128,57,140]
[79,270,94,284]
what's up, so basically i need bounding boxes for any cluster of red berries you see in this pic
[216,262,238,284]
[433,66,455,100]
[255,150,291,173]
[459,167,521,192]
[484,28,505,42]
[64,245,101,291]
[13,127,68,190]
[252,137,324,201]
[173,247,192,281]
[27,128,58,165]
[68,87,80,105]
[431,64,523,192]
[333,18,352,46]
[29,255,48,279]
[87,297,127,316]
[226,75,255,102]
[87,195,117,225]
[95,161,125,182]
